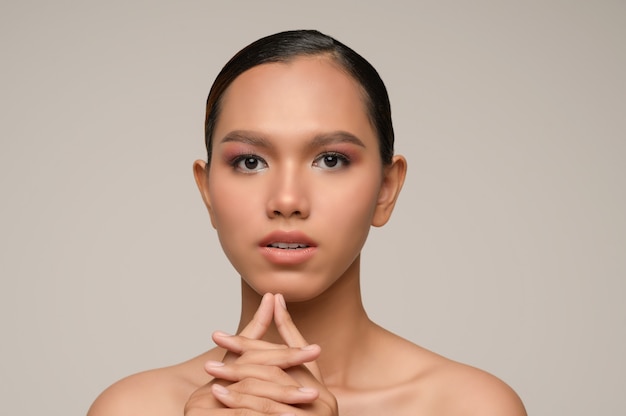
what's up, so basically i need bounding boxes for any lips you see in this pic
[260,231,317,249]
[259,231,317,265]
[268,242,310,249]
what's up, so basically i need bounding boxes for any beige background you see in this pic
[1,1,624,415]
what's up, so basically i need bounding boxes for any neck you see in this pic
[236,256,373,386]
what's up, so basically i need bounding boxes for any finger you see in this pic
[184,382,226,412]
[274,294,324,381]
[209,341,320,368]
[205,360,294,386]
[211,382,317,411]
[273,294,308,348]
[238,292,275,339]
[215,293,275,365]
[205,360,315,387]
[237,345,320,367]
[227,378,319,404]
[212,331,287,355]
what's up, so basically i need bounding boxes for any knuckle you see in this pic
[268,365,286,380]
[235,352,253,365]
[236,377,256,391]
[228,391,246,407]
[259,397,276,414]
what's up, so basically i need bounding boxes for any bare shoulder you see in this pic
[87,350,219,416]
[425,358,527,416]
[87,367,187,416]
[359,326,526,416]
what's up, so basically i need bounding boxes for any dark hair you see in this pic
[204,29,394,165]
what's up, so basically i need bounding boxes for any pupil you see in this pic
[324,155,338,167]
[244,158,258,170]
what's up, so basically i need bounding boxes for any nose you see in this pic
[266,168,310,219]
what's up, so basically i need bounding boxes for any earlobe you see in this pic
[193,160,217,228]
[372,155,407,227]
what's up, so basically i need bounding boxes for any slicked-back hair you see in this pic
[204,29,394,166]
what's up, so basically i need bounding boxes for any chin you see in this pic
[242,270,336,303]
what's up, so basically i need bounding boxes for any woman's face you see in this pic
[195,56,404,301]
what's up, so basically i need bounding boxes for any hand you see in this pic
[205,294,338,415]
[184,293,277,415]
[184,294,329,415]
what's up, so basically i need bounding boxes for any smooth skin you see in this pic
[87,57,526,416]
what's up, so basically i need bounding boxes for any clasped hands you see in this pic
[184,293,338,416]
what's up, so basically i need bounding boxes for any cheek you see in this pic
[317,172,381,231]
[208,178,261,235]
[208,179,264,272]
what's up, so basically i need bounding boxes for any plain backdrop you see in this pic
[1,1,624,415]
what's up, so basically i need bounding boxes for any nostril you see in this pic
[271,209,303,218]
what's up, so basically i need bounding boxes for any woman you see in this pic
[88,30,526,416]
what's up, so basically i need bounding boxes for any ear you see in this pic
[193,160,217,228]
[372,155,407,227]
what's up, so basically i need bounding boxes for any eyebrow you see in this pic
[220,131,274,149]
[309,131,366,149]
[219,130,366,149]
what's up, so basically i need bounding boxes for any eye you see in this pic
[232,155,268,173]
[313,152,350,170]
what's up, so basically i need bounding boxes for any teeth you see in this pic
[269,242,308,249]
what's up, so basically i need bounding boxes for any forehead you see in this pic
[213,57,375,142]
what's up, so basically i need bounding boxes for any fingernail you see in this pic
[298,386,317,394]
[212,384,229,395]
[213,330,231,337]
[205,360,224,367]
[278,293,287,309]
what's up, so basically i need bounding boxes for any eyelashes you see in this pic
[229,154,268,173]
[228,151,351,173]
[312,152,350,170]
